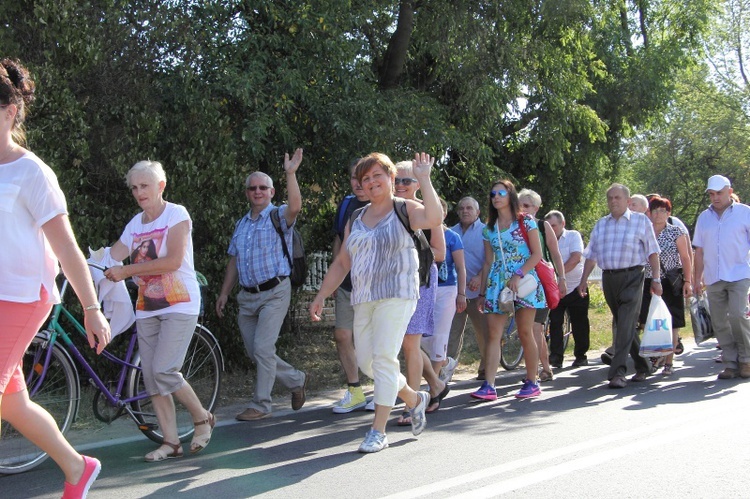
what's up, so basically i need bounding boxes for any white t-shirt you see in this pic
[557,228,585,290]
[118,202,200,318]
[0,152,67,304]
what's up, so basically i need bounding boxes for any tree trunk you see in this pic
[379,1,415,90]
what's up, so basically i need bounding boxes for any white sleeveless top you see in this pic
[347,208,419,305]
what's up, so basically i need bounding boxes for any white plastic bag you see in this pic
[640,295,674,357]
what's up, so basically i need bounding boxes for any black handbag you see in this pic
[662,267,684,296]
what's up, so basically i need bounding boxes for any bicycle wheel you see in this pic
[0,336,80,474]
[500,316,524,370]
[128,324,222,444]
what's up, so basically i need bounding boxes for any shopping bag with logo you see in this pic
[640,295,674,357]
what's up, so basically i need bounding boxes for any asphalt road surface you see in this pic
[2,338,749,498]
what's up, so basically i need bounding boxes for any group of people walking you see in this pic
[3,56,749,498]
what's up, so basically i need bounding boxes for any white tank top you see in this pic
[347,208,419,305]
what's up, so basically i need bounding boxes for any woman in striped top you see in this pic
[309,152,442,453]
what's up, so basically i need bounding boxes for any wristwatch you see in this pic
[652,278,661,283]
[514,268,524,278]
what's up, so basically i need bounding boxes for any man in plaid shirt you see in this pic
[578,184,661,388]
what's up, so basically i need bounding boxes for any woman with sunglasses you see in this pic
[309,152,441,453]
[392,161,447,423]
[518,189,567,382]
[473,180,547,400]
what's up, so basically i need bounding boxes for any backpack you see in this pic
[270,208,307,288]
[393,199,434,287]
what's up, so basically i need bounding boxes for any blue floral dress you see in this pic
[483,216,547,314]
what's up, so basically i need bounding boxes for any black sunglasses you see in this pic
[246,185,270,192]
[394,177,418,186]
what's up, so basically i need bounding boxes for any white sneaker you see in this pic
[332,386,367,414]
[364,399,375,411]
[358,429,388,453]
[439,357,459,383]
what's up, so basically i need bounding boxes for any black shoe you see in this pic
[549,356,563,369]
[675,338,684,355]
[475,370,485,381]
[572,357,589,367]
[600,352,612,365]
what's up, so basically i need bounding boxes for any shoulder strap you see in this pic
[517,213,529,244]
[336,195,354,234]
[270,208,293,268]
[393,198,413,235]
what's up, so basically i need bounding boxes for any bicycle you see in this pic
[0,264,224,474]
[500,309,571,371]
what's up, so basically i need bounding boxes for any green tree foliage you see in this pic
[1,0,713,367]
[624,67,750,229]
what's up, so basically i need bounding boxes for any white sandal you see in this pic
[145,441,183,462]
[190,412,216,454]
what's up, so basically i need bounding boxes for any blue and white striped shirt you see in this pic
[228,204,294,288]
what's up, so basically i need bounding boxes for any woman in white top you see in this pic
[1,58,110,498]
[105,160,213,462]
[310,152,442,453]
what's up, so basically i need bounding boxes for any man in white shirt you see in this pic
[544,211,590,367]
[693,175,750,380]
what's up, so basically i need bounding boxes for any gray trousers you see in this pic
[707,278,750,368]
[447,296,489,372]
[602,267,650,379]
[237,278,304,413]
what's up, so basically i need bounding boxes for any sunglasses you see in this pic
[246,185,270,192]
[490,189,508,198]
[394,177,418,186]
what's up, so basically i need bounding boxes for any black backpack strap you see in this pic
[393,198,413,235]
[270,208,293,269]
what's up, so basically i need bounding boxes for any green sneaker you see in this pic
[332,386,367,414]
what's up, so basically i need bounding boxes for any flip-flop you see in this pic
[426,384,450,414]
[396,411,411,426]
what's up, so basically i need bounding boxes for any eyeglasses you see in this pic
[651,208,669,214]
[394,177,418,186]
[490,190,508,198]
[246,185,270,192]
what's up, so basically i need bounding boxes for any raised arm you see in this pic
[283,148,303,226]
[404,153,442,230]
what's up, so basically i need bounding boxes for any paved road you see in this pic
[2,338,749,498]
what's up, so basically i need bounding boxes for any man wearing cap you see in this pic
[578,184,661,388]
[693,175,750,379]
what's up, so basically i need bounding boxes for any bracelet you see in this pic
[652,278,662,283]
[84,303,101,311]
[457,293,466,297]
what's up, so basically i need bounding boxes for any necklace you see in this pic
[0,143,18,164]
[141,202,167,231]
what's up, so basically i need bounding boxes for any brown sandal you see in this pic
[145,441,183,462]
[190,412,216,454]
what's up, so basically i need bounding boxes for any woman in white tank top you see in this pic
[310,152,442,453]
